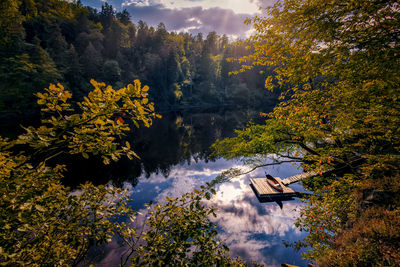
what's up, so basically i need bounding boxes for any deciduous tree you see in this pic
[213,0,400,265]
[1,80,252,266]
[0,79,158,265]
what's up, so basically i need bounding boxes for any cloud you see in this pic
[123,4,252,37]
[81,0,275,37]
[81,0,107,9]
[122,0,152,7]
[252,0,277,8]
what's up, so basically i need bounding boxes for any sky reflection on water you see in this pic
[111,157,310,267]
[94,110,310,266]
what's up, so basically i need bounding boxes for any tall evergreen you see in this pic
[0,0,276,114]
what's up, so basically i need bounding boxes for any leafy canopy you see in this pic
[21,79,160,165]
[213,0,400,265]
[1,80,255,266]
[0,79,158,265]
[124,184,249,266]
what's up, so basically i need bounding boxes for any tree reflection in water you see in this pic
[61,108,265,187]
[66,107,310,266]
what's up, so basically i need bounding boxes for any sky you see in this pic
[81,0,276,38]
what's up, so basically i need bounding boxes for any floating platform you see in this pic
[250,177,297,198]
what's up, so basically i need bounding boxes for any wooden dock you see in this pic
[281,171,318,185]
[250,158,363,202]
[250,177,297,198]
[280,155,364,185]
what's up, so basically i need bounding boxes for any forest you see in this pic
[0,0,277,117]
[1,0,399,266]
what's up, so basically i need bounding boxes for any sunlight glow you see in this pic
[160,0,261,14]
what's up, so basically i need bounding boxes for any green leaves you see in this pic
[213,0,400,265]
[19,80,161,164]
[0,79,161,266]
[0,148,133,266]
[128,186,246,266]
[1,79,252,266]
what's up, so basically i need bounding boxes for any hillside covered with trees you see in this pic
[0,0,276,116]
[2,0,399,266]
[0,1,275,265]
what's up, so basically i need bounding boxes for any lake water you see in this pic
[88,108,310,267]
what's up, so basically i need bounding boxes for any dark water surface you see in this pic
[1,108,310,266]
[91,108,310,267]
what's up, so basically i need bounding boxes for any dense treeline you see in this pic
[0,0,276,115]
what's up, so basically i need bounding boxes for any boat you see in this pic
[266,174,283,192]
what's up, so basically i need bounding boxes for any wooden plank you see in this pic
[252,178,273,194]
[250,177,296,198]
[281,170,320,185]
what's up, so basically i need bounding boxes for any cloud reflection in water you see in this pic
[126,158,308,266]
[99,157,308,266]
[209,175,306,265]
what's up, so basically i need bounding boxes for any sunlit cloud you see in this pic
[82,0,271,37]
[158,0,260,15]
[121,0,262,14]
[124,5,252,37]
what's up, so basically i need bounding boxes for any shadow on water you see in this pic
[250,183,314,207]
[0,107,267,188]
[59,107,267,187]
